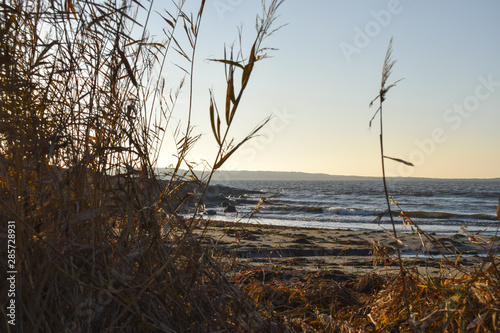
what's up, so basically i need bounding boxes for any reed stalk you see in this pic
[0,0,284,331]
[369,38,411,325]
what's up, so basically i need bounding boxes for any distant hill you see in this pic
[156,168,378,181]
[156,169,500,182]
[207,170,379,181]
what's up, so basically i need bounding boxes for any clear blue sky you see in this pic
[151,1,500,179]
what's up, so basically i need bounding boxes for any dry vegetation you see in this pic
[0,0,283,331]
[228,249,500,332]
[0,1,499,332]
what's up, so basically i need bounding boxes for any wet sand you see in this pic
[192,220,500,277]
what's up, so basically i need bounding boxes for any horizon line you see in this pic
[157,168,500,181]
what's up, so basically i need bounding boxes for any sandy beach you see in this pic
[193,219,500,277]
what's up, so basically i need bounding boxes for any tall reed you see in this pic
[0,0,284,331]
[369,38,409,313]
[367,39,500,332]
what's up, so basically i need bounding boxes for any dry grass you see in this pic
[206,216,499,332]
[0,0,284,331]
[1,2,499,332]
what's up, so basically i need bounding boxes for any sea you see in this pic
[205,179,500,235]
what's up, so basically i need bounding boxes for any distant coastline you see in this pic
[156,168,499,182]
[209,170,377,181]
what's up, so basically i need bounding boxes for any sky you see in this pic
[148,1,500,179]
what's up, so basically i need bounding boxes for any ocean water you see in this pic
[206,179,500,235]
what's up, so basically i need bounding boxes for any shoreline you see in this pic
[199,215,500,236]
[197,178,500,239]
[191,219,500,276]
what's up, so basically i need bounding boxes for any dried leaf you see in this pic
[160,14,175,29]
[384,229,403,245]
[172,37,191,62]
[208,58,244,70]
[117,48,138,87]
[225,69,235,125]
[383,155,414,167]
[368,106,381,128]
[209,92,221,146]
[461,225,490,244]
[241,42,257,87]
[213,117,270,170]
[183,22,194,48]
[67,0,77,19]
[373,209,389,224]
[33,40,57,68]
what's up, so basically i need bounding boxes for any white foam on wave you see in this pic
[324,207,377,216]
